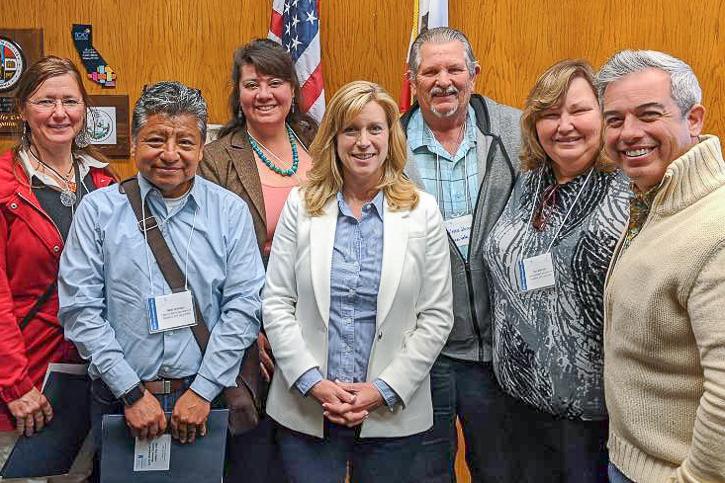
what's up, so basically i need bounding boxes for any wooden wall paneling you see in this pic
[1,0,272,178]
[3,0,723,176]
[321,0,414,100]
[456,0,724,136]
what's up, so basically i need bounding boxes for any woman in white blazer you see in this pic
[262,81,453,483]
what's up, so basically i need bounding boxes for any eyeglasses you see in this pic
[532,183,560,231]
[28,98,85,111]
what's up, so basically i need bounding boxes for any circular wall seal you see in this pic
[0,37,25,93]
[87,109,114,143]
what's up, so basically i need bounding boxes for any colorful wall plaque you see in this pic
[72,24,116,88]
[0,29,43,135]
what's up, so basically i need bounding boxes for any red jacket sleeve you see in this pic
[0,211,34,403]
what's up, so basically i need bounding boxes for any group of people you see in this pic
[0,25,723,483]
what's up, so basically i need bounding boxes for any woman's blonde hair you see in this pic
[304,80,418,216]
[520,59,614,172]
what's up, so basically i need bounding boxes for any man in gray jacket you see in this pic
[401,27,521,482]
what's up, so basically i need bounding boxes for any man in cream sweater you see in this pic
[599,50,725,482]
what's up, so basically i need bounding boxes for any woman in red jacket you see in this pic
[0,56,115,481]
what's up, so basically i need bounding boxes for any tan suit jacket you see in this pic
[263,188,454,438]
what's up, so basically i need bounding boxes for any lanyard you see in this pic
[141,192,198,295]
[428,123,473,219]
[520,167,594,257]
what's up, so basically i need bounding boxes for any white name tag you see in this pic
[134,434,171,471]
[518,252,556,292]
[444,214,473,248]
[146,290,197,333]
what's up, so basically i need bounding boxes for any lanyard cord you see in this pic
[183,207,198,291]
[521,166,594,257]
[435,154,445,215]
[141,193,199,295]
[430,128,472,218]
[545,168,593,252]
[520,166,545,257]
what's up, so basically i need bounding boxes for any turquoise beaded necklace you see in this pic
[247,124,299,177]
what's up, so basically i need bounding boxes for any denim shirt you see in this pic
[58,174,265,401]
[295,192,400,408]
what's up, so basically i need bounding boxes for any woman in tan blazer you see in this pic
[199,38,317,260]
[198,38,317,483]
[263,81,454,483]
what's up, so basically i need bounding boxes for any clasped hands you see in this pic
[123,388,210,444]
[309,379,384,427]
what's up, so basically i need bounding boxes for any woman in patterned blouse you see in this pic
[482,60,629,482]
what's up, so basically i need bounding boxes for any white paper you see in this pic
[133,434,171,472]
[147,290,196,333]
[444,214,473,248]
[519,252,556,292]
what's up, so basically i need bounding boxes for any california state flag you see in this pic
[399,0,449,112]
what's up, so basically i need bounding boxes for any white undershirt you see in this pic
[18,148,108,189]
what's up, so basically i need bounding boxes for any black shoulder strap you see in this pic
[120,177,210,352]
[19,282,57,331]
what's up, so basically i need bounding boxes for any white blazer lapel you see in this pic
[376,200,409,328]
[309,197,338,325]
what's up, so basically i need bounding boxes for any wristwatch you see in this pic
[120,383,146,407]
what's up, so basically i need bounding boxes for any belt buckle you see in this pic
[163,379,171,394]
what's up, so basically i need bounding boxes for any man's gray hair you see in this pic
[597,49,702,115]
[407,27,478,80]
[132,81,208,140]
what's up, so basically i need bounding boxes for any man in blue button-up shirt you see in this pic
[58,82,264,449]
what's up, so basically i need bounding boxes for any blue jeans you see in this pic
[608,463,634,483]
[410,356,513,483]
[225,415,287,483]
[277,421,423,483]
[506,393,608,482]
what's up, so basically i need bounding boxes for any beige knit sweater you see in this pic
[605,135,725,483]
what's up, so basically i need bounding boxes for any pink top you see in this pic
[261,184,295,256]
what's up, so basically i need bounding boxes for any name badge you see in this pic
[444,214,473,248]
[517,252,556,292]
[134,434,171,471]
[146,290,197,333]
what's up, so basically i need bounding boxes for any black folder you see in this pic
[100,408,228,483]
[0,370,91,479]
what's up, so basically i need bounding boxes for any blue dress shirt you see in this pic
[407,106,479,256]
[295,192,400,408]
[58,174,264,401]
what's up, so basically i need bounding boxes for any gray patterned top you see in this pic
[482,166,629,420]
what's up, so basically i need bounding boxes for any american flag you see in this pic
[268,0,325,122]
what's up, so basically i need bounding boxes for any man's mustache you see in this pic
[430,86,459,96]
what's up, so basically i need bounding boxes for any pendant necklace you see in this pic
[29,148,78,207]
[247,124,300,177]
